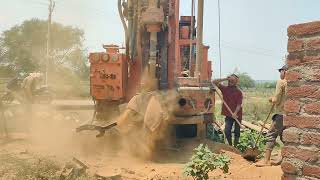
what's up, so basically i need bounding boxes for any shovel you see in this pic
[243,104,275,161]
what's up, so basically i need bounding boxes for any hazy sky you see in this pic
[1,0,320,80]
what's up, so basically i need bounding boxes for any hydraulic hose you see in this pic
[118,0,130,57]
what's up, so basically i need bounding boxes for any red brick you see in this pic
[282,146,319,162]
[303,56,320,63]
[310,70,320,81]
[284,116,320,129]
[313,74,320,81]
[303,165,320,179]
[281,161,298,174]
[304,102,320,114]
[281,146,294,157]
[285,71,302,82]
[288,39,304,52]
[287,85,318,98]
[284,100,300,113]
[287,54,303,66]
[288,21,320,37]
[287,59,301,66]
[282,129,300,143]
[305,38,320,50]
[310,90,320,99]
[301,132,320,145]
[281,174,297,180]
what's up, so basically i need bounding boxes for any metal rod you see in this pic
[149,31,158,79]
[195,0,204,78]
[127,0,133,58]
[188,0,195,74]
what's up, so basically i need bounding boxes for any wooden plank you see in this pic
[258,121,271,130]
[242,120,269,132]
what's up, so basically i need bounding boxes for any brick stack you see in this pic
[282,21,320,180]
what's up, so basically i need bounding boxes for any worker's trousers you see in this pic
[266,114,284,150]
[224,116,240,146]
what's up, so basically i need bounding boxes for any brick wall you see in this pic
[282,21,320,180]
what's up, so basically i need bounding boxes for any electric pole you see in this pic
[46,0,55,85]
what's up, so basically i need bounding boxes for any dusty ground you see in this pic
[0,103,283,180]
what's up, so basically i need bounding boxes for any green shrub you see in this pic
[238,72,255,89]
[183,144,231,180]
[206,124,224,143]
[236,129,267,153]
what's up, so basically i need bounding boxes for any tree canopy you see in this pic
[237,72,255,89]
[0,18,88,79]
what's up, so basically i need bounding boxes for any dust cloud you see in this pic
[0,67,180,163]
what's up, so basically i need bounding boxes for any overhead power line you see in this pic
[221,43,282,58]
[221,40,279,54]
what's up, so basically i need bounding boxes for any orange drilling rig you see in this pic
[86,0,214,139]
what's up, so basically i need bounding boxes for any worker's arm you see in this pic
[270,80,284,104]
[233,105,242,118]
[212,77,229,90]
[232,91,243,119]
[212,78,228,86]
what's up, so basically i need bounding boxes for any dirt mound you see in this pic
[0,104,282,180]
[0,135,283,180]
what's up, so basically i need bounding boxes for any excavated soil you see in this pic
[0,105,283,180]
[0,137,283,180]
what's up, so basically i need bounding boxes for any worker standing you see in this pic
[21,72,43,103]
[20,72,43,133]
[212,74,243,147]
[256,65,288,167]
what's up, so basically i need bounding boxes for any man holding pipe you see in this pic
[212,74,243,147]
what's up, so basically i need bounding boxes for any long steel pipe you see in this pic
[195,0,204,78]
[188,0,195,74]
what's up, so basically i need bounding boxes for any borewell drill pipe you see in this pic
[195,0,204,78]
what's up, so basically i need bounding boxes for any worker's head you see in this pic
[278,65,288,80]
[228,74,239,86]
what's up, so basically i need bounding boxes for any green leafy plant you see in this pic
[213,154,231,174]
[236,129,267,153]
[206,124,224,143]
[183,144,231,180]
